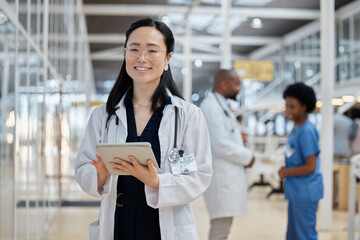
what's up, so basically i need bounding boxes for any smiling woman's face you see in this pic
[125,26,171,88]
[285,96,307,122]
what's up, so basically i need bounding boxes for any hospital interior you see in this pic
[1,0,360,239]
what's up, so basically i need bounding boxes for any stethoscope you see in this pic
[168,106,184,163]
[106,105,183,163]
[106,106,120,128]
[213,92,235,133]
[214,92,230,117]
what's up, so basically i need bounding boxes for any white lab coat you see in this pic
[200,91,252,219]
[75,89,212,240]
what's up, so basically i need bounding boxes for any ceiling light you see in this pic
[181,67,188,75]
[191,93,200,102]
[251,18,263,29]
[331,98,343,106]
[0,12,8,25]
[342,95,354,103]
[339,46,345,53]
[7,133,13,144]
[316,101,323,108]
[234,0,273,7]
[162,16,170,25]
[306,69,314,77]
[294,61,301,69]
[194,59,203,68]
[6,111,15,128]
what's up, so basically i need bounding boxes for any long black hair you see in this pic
[106,18,183,119]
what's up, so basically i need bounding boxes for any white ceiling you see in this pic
[82,0,354,94]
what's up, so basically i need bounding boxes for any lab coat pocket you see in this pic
[89,220,100,240]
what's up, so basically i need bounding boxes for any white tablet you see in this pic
[96,142,160,176]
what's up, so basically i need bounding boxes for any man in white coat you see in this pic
[200,69,255,240]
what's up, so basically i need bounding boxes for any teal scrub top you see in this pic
[284,120,324,202]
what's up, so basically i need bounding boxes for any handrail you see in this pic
[256,76,282,99]
[255,55,343,99]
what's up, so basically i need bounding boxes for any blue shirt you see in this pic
[284,120,324,202]
[334,114,352,156]
[214,92,231,110]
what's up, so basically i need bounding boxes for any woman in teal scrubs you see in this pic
[278,83,324,240]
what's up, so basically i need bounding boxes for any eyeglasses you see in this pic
[124,46,165,59]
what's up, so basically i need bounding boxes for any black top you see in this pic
[113,90,171,240]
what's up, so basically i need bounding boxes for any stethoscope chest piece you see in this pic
[168,106,181,163]
[168,150,180,163]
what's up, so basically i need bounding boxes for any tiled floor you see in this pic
[45,187,350,240]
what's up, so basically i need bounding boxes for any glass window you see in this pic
[354,13,360,78]
[275,114,286,136]
[0,14,15,240]
[338,18,351,82]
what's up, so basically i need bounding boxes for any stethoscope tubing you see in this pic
[173,106,178,149]
[106,105,182,160]
[213,92,230,117]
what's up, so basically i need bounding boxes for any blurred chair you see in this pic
[248,135,286,197]
[266,147,285,198]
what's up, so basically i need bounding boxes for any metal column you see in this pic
[183,18,192,102]
[319,0,335,230]
[221,0,231,69]
[1,40,9,151]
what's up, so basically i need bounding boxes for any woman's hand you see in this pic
[277,155,317,179]
[278,166,287,179]
[111,156,159,189]
[244,157,255,168]
[91,154,109,190]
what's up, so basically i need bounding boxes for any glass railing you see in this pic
[0,0,93,239]
[247,2,360,101]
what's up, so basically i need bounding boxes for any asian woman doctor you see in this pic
[75,18,212,240]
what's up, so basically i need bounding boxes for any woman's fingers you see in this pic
[111,156,158,188]
[93,153,109,175]
[147,160,156,173]
[114,157,133,168]
[91,159,100,169]
[112,165,129,174]
[111,157,157,183]
[146,159,152,167]
[93,153,105,169]
[129,155,141,167]
[112,157,136,174]
[96,153,104,163]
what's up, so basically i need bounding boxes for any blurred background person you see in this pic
[200,69,255,240]
[278,83,323,240]
[333,107,353,162]
[350,108,360,156]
